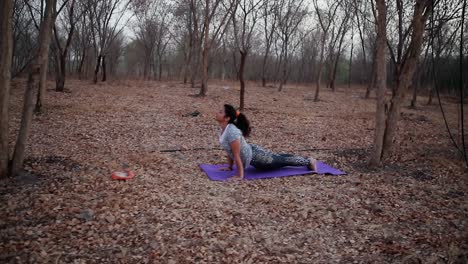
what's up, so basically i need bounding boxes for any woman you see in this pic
[216,104,317,180]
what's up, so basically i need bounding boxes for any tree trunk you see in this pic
[369,0,387,167]
[54,47,63,92]
[239,50,247,110]
[78,47,86,80]
[101,55,106,82]
[93,55,101,84]
[381,1,429,159]
[330,51,342,92]
[11,0,56,176]
[11,66,40,176]
[278,42,288,92]
[314,33,327,102]
[261,48,270,87]
[159,59,162,81]
[348,32,354,89]
[199,44,209,96]
[57,50,66,92]
[410,72,419,108]
[35,0,57,114]
[427,86,433,105]
[0,0,14,178]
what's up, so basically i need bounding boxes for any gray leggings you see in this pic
[249,144,310,170]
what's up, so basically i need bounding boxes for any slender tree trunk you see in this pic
[369,0,387,166]
[261,47,270,87]
[56,54,66,92]
[159,59,162,81]
[183,46,191,84]
[35,0,57,114]
[0,0,14,178]
[11,0,56,176]
[101,55,106,82]
[93,55,101,84]
[198,0,210,96]
[54,48,63,92]
[239,50,247,110]
[278,42,288,92]
[314,36,326,102]
[410,70,419,108]
[348,32,354,89]
[330,51,342,92]
[427,86,434,104]
[78,47,86,80]
[11,66,40,176]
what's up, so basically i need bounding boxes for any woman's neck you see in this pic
[220,122,229,130]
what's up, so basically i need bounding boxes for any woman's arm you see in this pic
[227,155,233,169]
[229,139,244,178]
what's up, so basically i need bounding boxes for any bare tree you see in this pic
[29,0,72,113]
[53,0,82,92]
[132,0,172,80]
[232,0,264,110]
[373,0,434,163]
[198,0,238,96]
[313,0,340,101]
[12,1,37,78]
[369,0,387,166]
[275,0,307,92]
[11,0,57,176]
[0,0,14,178]
[327,1,352,92]
[260,0,278,87]
[87,0,131,84]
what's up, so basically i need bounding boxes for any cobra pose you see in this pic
[215,104,318,179]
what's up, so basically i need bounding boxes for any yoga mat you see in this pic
[199,161,346,181]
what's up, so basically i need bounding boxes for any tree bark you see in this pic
[239,50,247,111]
[381,0,430,159]
[0,0,14,178]
[54,18,76,92]
[11,0,56,176]
[278,39,288,92]
[78,47,86,80]
[199,1,210,97]
[369,0,387,167]
[348,30,354,89]
[93,55,101,84]
[35,0,57,113]
[314,34,327,102]
[101,55,106,82]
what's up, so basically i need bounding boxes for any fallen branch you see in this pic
[159,147,335,153]
[160,147,222,153]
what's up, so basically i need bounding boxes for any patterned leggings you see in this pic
[250,144,311,170]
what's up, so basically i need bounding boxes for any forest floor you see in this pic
[1,79,467,263]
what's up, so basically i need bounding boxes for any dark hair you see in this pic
[224,104,251,137]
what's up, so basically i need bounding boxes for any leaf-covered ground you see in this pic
[1,79,467,263]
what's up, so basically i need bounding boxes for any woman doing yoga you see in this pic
[215,104,318,180]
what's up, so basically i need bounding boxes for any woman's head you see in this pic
[216,104,251,137]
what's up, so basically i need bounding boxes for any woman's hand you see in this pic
[219,166,233,171]
[229,175,244,181]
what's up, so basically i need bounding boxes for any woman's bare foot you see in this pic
[308,157,317,172]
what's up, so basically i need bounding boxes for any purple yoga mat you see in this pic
[199,161,346,181]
